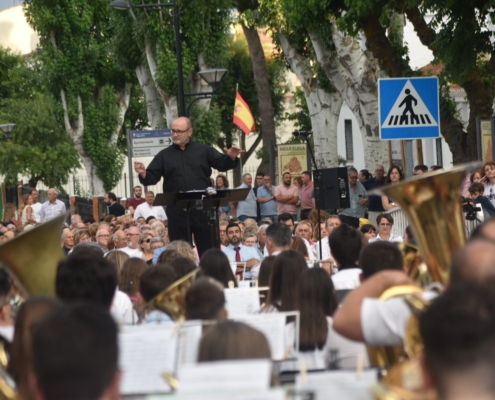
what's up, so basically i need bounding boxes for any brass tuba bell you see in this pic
[147,268,200,321]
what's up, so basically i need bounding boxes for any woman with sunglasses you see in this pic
[140,233,155,265]
[368,213,403,243]
[483,162,495,207]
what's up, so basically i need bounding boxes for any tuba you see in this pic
[368,164,479,399]
[147,268,200,321]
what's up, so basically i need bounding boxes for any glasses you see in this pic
[142,238,151,243]
[379,223,392,227]
[171,128,190,135]
[127,233,140,237]
[349,176,358,179]
[97,234,109,238]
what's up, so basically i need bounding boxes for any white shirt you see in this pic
[120,247,143,258]
[110,289,137,325]
[134,202,167,221]
[31,202,42,223]
[0,326,14,342]
[285,316,369,370]
[331,268,362,290]
[263,237,314,261]
[315,238,331,261]
[369,233,403,243]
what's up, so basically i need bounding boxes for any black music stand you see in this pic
[154,189,250,249]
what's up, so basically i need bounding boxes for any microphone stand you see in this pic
[293,130,323,261]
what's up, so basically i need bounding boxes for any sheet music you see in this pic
[296,369,378,399]
[177,359,272,393]
[119,325,177,395]
[146,389,286,400]
[224,288,260,317]
[234,314,287,360]
[176,323,203,365]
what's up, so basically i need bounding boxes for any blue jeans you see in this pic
[261,215,278,222]
[238,215,256,222]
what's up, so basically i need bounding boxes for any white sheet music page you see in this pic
[234,314,286,360]
[146,389,286,400]
[176,322,203,366]
[119,325,177,395]
[177,359,271,393]
[224,288,260,317]
[296,369,377,399]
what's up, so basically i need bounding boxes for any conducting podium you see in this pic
[154,188,250,249]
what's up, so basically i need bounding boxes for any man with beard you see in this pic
[104,192,125,217]
[274,172,299,220]
[127,185,146,216]
[222,222,260,279]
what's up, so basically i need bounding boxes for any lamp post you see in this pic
[0,124,16,142]
[110,1,228,118]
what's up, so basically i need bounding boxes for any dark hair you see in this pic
[430,165,443,171]
[469,182,485,194]
[215,174,229,189]
[414,165,428,173]
[290,235,309,258]
[268,250,307,311]
[198,320,271,362]
[199,248,237,288]
[256,172,264,178]
[139,266,177,302]
[302,171,312,180]
[385,166,405,184]
[0,269,11,299]
[376,213,394,225]
[359,224,376,235]
[83,217,96,225]
[257,256,275,288]
[168,257,197,280]
[32,304,118,400]
[297,268,338,351]
[106,192,117,202]
[470,169,483,183]
[420,284,495,398]
[278,212,294,224]
[359,169,371,180]
[56,253,117,309]
[146,215,156,223]
[119,257,148,298]
[185,278,226,320]
[265,223,292,248]
[359,242,403,279]
[405,225,417,245]
[226,222,241,234]
[328,225,364,267]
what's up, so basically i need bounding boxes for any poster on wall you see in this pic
[277,144,308,186]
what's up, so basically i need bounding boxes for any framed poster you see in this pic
[277,144,308,185]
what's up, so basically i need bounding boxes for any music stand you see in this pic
[154,189,250,249]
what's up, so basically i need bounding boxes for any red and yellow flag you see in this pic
[233,91,255,135]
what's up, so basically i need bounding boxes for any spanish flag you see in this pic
[233,91,255,135]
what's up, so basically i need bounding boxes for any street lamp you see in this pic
[110,0,186,116]
[0,124,16,142]
[184,68,228,116]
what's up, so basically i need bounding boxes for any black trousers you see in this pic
[166,205,219,258]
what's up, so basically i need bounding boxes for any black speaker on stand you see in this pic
[314,168,350,210]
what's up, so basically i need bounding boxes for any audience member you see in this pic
[185,278,227,321]
[200,248,237,288]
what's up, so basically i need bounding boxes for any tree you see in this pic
[0,47,80,189]
[24,0,133,195]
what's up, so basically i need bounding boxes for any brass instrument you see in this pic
[147,268,200,320]
[368,164,479,399]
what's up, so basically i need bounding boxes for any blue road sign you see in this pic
[379,77,440,140]
[131,129,171,139]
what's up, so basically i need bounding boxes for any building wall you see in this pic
[0,4,38,55]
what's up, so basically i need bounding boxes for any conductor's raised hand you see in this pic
[134,161,146,177]
[224,146,245,161]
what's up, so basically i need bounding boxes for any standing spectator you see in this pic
[339,168,368,228]
[134,191,167,222]
[40,188,66,222]
[2,203,19,227]
[381,166,405,211]
[127,185,146,216]
[358,169,371,182]
[483,161,495,208]
[300,171,314,220]
[362,165,386,228]
[232,173,257,222]
[293,176,303,221]
[104,192,125,217]
[256,175,278,222]
[215,174,231,217]
[413,165,428,175]
[274,172,299,220]
[253,172,264,221]
[29,188,42,223]
[20,193,37,226]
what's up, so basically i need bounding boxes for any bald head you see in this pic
[451,240,495,286]
[471,218,495,243]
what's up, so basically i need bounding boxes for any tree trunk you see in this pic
[241,23,277,174]
[280,34,342,168]
[310,29,389,169]
[136,64,164,129]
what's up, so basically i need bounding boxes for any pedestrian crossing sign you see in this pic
[379,77,440,140]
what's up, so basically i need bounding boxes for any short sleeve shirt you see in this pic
[274,185,299,215]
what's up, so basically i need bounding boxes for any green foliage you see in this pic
[189,103,223,145]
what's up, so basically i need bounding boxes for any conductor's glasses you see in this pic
[171,128,191,135]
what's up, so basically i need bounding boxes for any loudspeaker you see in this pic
[314,168,350,210]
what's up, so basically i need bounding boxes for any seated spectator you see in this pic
[139,266,177,323]
[199,248,237,288]
[31,304,120,400]
[359,224,377,243]
[167,256,197,280]
[185,278,227,321]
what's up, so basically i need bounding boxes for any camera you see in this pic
[461,197,481,221]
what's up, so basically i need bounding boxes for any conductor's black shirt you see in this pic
[138,140,238,192]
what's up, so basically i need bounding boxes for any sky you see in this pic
[0,0,23,12]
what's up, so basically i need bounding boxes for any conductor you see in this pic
[134,117,244,256]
